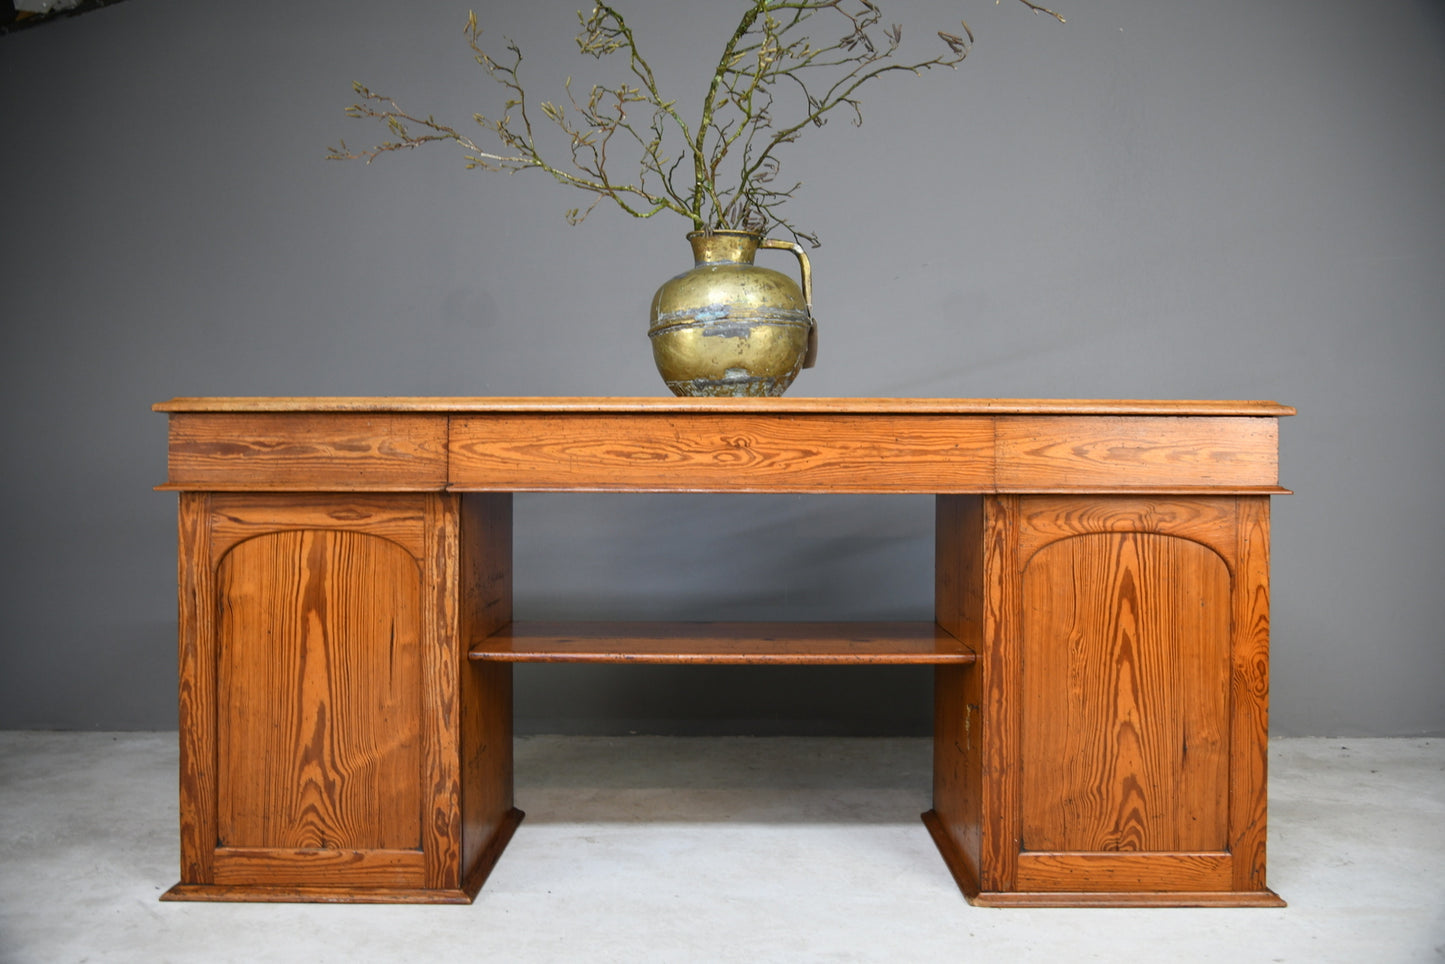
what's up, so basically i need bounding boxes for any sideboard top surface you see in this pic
[154,397,1296,417]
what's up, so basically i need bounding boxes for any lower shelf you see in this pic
[468,620,977,665]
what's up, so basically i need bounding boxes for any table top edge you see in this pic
[153,397,1297,417]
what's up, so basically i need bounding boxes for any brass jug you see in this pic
[648,230,817,397]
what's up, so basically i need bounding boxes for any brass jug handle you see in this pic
[759,237,818,368]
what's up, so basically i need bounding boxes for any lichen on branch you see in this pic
[329,1,1062,246]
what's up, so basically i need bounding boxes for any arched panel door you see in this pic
[1019,531,1232,855]
[215,529,424,866]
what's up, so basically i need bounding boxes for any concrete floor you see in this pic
[0,734,1441,963]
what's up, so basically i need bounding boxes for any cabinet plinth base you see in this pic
[923,810,1284,908]
[162,807,525,905]
[160,883,478,905]
[921,808,982,899]
[966,890,1286,909]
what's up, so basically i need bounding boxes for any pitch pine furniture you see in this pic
[154,397,1292,906]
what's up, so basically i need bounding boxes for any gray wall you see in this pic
[2,0,1441,736]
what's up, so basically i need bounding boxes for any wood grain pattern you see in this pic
[165,413,446,490]
[935,495,985,644]
[1015,496,1239,565]
[970,889,1286,908]
[159,401,1290,495]
[158,397,1289,906]
[924,494,1284,905]
[979,495,1024,892]
[212,848,425,888]
[996,416,1280,490]
[1015,851,1232,892]
[168,492,521,902]
[208,493,429,560]
[930,495,986,893]
[1230,496,1273,893]
[155,396,1296,417]
[421,494,463,890]
[922,806,981,899]
[469,621,975,663]
[457,494,517,891]
[216,530,424,858]
[175,492,216,887]
[1019,531,1231,853]
[161,882,479,904]
[449,413,995,492]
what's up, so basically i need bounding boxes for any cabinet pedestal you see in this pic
[163,491,518,903]
[928,494,1282,907]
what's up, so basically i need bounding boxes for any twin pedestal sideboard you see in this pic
[153,397,1293,907]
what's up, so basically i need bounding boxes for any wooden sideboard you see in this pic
[154,397,1292,907]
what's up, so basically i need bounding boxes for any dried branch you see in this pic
[329,1,1063,245]
[1008,0,1066,23]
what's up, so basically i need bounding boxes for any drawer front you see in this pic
[166,413,448,490]
[448,413,996,493]
[995,416,1280,490]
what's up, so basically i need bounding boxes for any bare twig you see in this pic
[1005,0,1066,23]
[330,1,1063,245]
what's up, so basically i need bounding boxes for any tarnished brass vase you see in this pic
[648,230,817,397]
